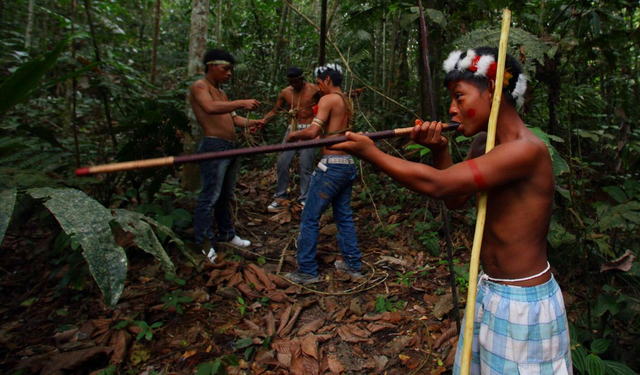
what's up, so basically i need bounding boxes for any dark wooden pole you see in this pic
[76,123,460,176]
[318,0,327,66]
[418,0,461,334]
[151,0,161,84]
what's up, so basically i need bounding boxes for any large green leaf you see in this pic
[113,209,176,277]
[590,339,611,355]
[587,354,606,375]
[547,216,576,249]
[572,345,588,374]
[603,360,638,375]
[136,213,197,267]
[0,188,17,246]
[28,188,127,308]
[0,38,68,117]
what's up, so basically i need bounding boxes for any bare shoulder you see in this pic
[191,79,207,91]
[499,134,551,170]
[318,93,340,107]
[279,86,293,99]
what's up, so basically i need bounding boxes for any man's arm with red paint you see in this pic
[331,131,541,201]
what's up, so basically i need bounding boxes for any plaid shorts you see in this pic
[453,274,572,375]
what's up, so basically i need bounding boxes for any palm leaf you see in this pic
[28,187,127,308]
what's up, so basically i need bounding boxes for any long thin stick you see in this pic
[75,122,460,176]
[459,9,511,375]
[417,0,461,333]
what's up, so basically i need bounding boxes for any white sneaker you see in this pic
[230,235,251,248]
[204,247,217,263]
[267,200,281,212]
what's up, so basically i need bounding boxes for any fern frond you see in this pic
[18,151,67,171]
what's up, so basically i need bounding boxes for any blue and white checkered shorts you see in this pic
[453,274,572,375]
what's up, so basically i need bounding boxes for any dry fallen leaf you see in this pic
[432,293,454,319]
[297,318,325,336]
[601,250,635,272]
[300,334,319,360]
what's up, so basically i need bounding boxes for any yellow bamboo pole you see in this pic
[459,8,511,375]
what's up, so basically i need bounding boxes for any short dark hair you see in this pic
[203,49,235,73]
[286,66,304,78]
[315,64,343,87]
[443,46,526,107]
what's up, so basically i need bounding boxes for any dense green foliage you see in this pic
[1,0,639,373]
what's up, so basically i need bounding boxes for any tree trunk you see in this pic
[83,0,117,149]
[373,21,380,107]
[318,0,327,66]
[71,0,80,167]
[150,0,161,84]
[187,0,209,76]
[182,0,210,192]
[385,12,400,109]
[417,0,436,120]
[216,0,222,44]
[380,13,389,104]
[249,0,266,61]
[535,50,562,137]
[25,0,35,50]
[270,3,290,86]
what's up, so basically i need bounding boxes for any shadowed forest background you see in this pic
[0,0,639,374]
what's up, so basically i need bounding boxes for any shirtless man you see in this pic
[332,47,572,374]
[261,67,320,211]
[283,64,362,284]
[189,48,264,262]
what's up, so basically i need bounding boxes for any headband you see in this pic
[443,49,527,107]
[314,63,342,78]
[206,60,232,66]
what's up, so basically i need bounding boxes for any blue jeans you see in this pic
[193,137,240,245]
[296,157,361,276]
[274,128,316,202]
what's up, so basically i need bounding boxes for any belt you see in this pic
[319,157,354,165]
[297,123,311,130]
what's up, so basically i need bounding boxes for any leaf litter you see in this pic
[0,167,481,374]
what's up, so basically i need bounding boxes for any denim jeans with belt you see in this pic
[274,127,316,203]
[296,156,361,276]
[193,137,240,245]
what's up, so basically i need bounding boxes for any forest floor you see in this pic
[0,165,582,375]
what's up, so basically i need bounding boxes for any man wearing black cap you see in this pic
[261,67,320,211]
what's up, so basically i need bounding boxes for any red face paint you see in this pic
[467,108,476,118]
[467,159,487,190]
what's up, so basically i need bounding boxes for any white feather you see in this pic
[475,55,494,77]
[457,49,476,71]
[443,50,463,73]
[326,63,342,73]
[512,74,528,107]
